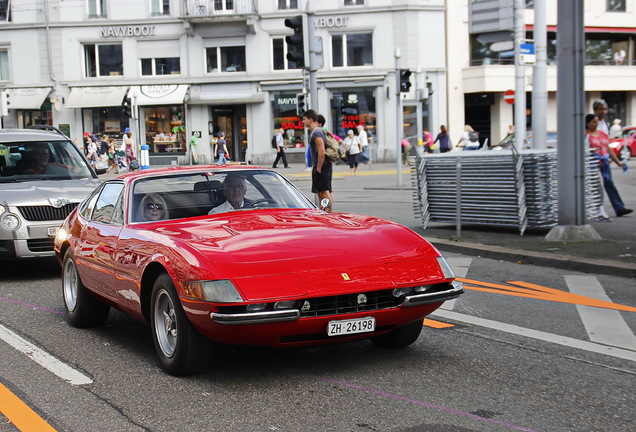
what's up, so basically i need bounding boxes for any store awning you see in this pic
[128,85,188,106]
[5,88,52,109]
[66,86,129,108]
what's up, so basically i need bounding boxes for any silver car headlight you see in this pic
[436,257,455,279]
[183,279,244,303]
[1,213,20,231]
[0,204,5,214]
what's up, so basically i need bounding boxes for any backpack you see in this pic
[468,130,479,142]
[271,135,278,149]
[323,131,340,162]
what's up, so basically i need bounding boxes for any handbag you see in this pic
[130,160,140,170]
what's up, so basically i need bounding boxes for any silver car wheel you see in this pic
[154,288,177,358]
[63,257,79,312]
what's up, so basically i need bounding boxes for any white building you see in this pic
[0,0,448,165]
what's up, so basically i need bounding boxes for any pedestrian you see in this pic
[585,113,633,220]
[83,132,92,156]
[317,114,344,164]
[215,132,229,164]
[342,129,361,175]
[457,125,479,150]
[609,118,622,138]
[303,109,333,211]
[124,132,137,171]
[357,124,370,164]
[107,138,118,173]
[401,138,412,165]
[420,128,434,155]
[507,124,515,136]
[272,127,289,168]
[593,99,610,135]
[434,125,453,153]
[190,132,199,164]
[614,48,626,66]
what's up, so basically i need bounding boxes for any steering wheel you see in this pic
[249,198,277,208]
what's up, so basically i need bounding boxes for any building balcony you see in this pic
[180,0,256,21]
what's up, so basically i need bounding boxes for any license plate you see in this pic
[47,227,59,237]
[327,317,375,336]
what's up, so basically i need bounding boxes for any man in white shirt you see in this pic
[208,174,248,214]
[593,99,610,135]
[357,124,370,164]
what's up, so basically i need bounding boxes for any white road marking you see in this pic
[0,323,92,385]
[565,275,636,350]
[442,258,472,310]
[431,309,636,362]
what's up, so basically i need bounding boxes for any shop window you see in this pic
[88,0,107,18]
[344,0,364,5]
[271,91,306,147]
[151,0,170,15]
[278,0,298,9]
[214,0,234,12]
[608,0,626,12]
[206,46,246,73]
[0,0,11,21]
[0,49,8,81]
[330,89,377,141]
[84,44,122,77]
[272,38,301,70]
[141,58,181,76]
[332,33,373,67]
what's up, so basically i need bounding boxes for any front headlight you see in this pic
[436,257,455,279]
[0,204,5,214]
[1,213,20,231]
[183,279,244,303]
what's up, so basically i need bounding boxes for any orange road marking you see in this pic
[424,318,455,329]
[0,382,57,432]
[456,277,636,313]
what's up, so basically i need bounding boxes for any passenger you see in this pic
[23,143,69,175]
[208,173,248,214]
[137,193,169,221]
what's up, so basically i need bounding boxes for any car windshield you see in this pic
[0,140,94,181]
[130,170,314,222]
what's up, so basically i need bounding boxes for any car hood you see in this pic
[0,179,101,206]
[148,211,445,300]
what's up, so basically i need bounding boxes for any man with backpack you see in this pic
[272,128,289,168]
[457,125,480,150]
[303,110,333,211]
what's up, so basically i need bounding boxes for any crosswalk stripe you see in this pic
[564,275,636,350]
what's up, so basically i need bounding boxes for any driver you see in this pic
[208,173,248,214]
[23,143,69,175]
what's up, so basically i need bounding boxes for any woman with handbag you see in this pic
[342,129,361,176]
[124,132,138,171]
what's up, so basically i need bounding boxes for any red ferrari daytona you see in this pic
[54,166,463,375]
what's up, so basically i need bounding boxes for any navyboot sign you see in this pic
[101,26,156,38]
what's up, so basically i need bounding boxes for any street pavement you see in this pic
[102,157,636,278]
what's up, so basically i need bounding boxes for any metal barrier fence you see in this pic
[411,149,599,235]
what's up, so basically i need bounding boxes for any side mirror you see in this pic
[320,198,330,210]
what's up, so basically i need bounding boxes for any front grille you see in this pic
[27,238,55,252]
[299,290,401,318]
[18,204,78,221]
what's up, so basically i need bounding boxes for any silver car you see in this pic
[0,127,100,259]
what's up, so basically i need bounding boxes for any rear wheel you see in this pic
[370,320,423,349]
[62,249,109,327]
[150,272,211,376]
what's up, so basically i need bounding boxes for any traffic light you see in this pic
[122,97,132,118]
[285,15,308,68]
[296,93,306,116]
[399,69,412,93]
[0,91,9,117]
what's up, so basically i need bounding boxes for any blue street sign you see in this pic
[520,43,535,55]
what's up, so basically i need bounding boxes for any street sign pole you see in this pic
[513,0,526,151]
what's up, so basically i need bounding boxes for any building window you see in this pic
[151,0,170,15]
[0,0,11,21]
[344,0,364,5]
[88,0,107,18]
[206,46,245,72]
[214,0,234,12]
[141,58,180,75]
[330,89,377,140]
[84,44,123,77]
[272,37,301,70]
[278,0,298,9]
[607,0,625,12]
[332,33,373,67]
[0,49,9,80]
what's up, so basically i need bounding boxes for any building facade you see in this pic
[0,0,447,166]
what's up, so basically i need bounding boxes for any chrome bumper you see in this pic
[211,309,300,325]
[402,281,464,307]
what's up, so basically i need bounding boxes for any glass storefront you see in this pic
[142,105,186,153]
[330,88,376,140]
[271,92,306,147]
[210,105,247,161]
[81,107,129,139]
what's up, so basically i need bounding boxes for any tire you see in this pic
[370,320,423,349]
[150,272,211,376]
[62,249,110,328]
[620,145,631,161]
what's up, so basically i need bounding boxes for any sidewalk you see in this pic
[271,160,636,279]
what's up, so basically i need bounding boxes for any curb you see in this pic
[427,237,636,279]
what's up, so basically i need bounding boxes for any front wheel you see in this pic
[62,249,109,327]
[150,272,211,376]
[370,320,423,349]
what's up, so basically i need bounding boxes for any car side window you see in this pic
[92,183,125,224]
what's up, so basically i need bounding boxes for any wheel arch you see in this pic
[140,262,170,322]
